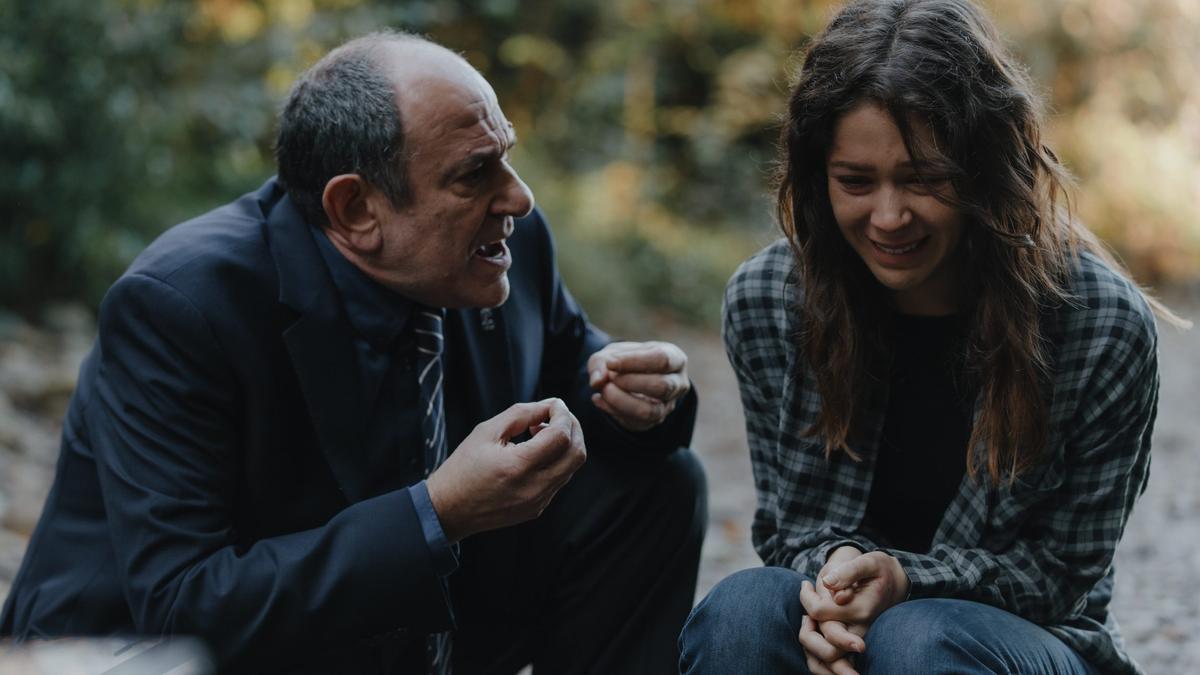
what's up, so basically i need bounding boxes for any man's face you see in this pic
[364,50,534,309]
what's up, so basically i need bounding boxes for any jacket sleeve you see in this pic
[721,252,879,575]
[887,303,1159,624]
[90,273,451,670]
[529,210,697,454]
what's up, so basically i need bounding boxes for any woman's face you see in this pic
[826,102,966,316]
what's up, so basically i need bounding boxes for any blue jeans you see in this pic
[679,567,1098,674]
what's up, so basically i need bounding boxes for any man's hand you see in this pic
[587,341,690,432]
[426,398,586,542]
[799,546,868,675]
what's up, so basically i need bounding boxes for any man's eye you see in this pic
[460,166,486,185]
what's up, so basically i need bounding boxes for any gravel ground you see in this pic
[0,300,1196,672]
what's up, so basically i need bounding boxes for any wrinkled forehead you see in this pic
[410,75,506,128]
[379,42,509,131]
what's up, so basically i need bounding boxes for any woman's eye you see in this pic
[908,176,949,194]
[836,176,871,190]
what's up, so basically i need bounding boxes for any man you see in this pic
[0,32,706,674]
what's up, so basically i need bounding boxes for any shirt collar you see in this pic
[307,221,414,352]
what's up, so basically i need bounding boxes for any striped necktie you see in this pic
[414,307,451,675]
[415,308,449,476]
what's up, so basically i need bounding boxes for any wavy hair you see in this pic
[776,0,1174,483]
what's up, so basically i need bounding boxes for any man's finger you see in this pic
[546,432,587,478]
[587,352,613,387]
[587,342,651,383]
[604,345,685,374]
[511,400,576,466]
[609,372,689,402]
[483,400,555,441]
[597,383,668,424]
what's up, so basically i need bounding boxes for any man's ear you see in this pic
[321,174,383,253]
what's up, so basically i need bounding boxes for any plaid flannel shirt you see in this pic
[723,239,1159,674]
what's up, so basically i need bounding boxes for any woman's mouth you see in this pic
[871,237,927,256]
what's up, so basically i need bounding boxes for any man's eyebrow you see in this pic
[443,132,519,182]
[454,150,497,170]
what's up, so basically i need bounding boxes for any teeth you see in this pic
[476,242,504,257]
[877,241,920,255]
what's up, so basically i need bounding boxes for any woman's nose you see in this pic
[869,186,910,232]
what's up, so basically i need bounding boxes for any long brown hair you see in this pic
[777,0,1182,483]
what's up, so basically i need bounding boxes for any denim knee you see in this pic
[679,567,808,673]
[862,599,966,672]
[863,599,1098,675]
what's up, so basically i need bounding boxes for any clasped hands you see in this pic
[798,545,911,675]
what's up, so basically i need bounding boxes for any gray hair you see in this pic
[275,30,425,227]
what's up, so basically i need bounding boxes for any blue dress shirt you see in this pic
[309,222,458,576]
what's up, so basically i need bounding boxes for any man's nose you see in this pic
[869,186,910,232]
[493,163,535,219]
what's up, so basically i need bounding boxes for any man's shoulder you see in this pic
[120,182,282,309]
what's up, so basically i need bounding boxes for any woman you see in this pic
[679,1,1184,673]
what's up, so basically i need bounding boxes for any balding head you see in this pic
[275,31,480,228]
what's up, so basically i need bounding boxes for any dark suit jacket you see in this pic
[0,178,696,672]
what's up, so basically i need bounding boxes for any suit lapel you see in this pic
[266,187,374,504]
[444,307,517,449]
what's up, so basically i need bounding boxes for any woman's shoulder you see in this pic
[724,239,801,324]
[1051,250,1160,388]
[722,239,800,374]
[1058,251,1158,351]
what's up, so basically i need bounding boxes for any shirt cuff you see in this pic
[411,480,460,577]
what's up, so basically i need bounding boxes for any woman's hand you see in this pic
[798,546,870,674]
[798,613,865,675]
[798,548,911,673]
[802,550,911,625]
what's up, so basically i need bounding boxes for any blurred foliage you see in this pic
[2,0,1198,330]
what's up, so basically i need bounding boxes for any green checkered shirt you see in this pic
[724,239,1159,674]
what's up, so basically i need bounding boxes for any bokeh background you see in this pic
[1,0,1198,671]
[5,0,1199,327]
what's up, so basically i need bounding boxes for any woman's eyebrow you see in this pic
[828,161,875,171]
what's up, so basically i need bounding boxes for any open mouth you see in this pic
[871,237,927,256]
[473,240,511,267]
[476,242,505,258]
